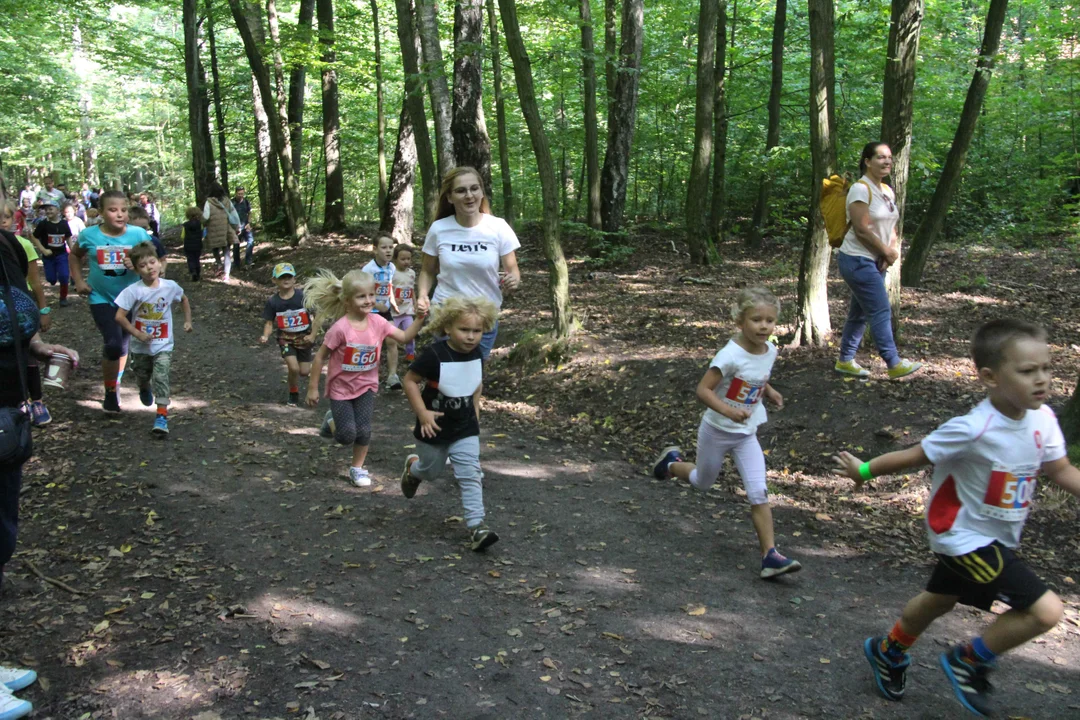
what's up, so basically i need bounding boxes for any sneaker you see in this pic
[0,685,31,720]
[388,373,402,390]
[405,353,415,362]
[349,467,372,487]
[760,548,802,579]
[139,385,154,407]
[287,391,299,407]
[651,446,684,480]
[59,298,70,307]
[940,647,994,718]
[319,410,335,439]
[29,401,51,427]
[863,636,909,701]
[400,454,421,498]
[470,524,499,551]
[0,666,37,692]
[152,415,169,436]
[887,359,924,380]
[834,359,870,378]
[102,390,121,414]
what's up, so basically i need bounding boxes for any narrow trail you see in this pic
[2,256,1078,719]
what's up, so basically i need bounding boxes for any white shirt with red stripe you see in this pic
[701,339,777,436]
[921,398,1067,556]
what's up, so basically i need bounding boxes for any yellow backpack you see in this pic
[821,175,870,248]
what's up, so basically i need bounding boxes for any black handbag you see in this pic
[0,234,34,467]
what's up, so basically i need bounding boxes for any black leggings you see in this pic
[330,391,376,446]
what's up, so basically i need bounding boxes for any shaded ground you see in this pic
[2,227,1079,719]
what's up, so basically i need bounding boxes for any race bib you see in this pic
[48,234,66,248]
[394,286,414,302]
[134,318,170,341]
[981,463,1038,521]
[725,377,765,406]
[96,245,128,270]
[275,309,311,332]
[376,282,392,298]
[342,343,378,372]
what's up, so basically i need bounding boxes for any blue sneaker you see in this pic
[152,415,169,436]
[760,548,802,579]
[651,446,684,480]
[863,636,909,701]
[139,386,154,407]
[0,666,36,692]
[940,647,994,717]
[0,686,31,720]
[29,400,51,427]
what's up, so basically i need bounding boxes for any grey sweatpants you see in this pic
[409,435,485,528]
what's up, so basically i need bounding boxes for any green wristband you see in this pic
[858,462,874,482]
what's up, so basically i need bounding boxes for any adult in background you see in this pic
[35,177,65,208]
[232,186,254,269]
[833,141,922,381]
[416,166,521,360]
[202,182,240,282]
[138,193,160,235]
[18,185,36,209]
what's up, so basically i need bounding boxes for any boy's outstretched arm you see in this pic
[182,295,193,331]
[833,444,930,489]
[1043,457,1080,498]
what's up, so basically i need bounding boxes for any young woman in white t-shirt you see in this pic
[651,287,802,579]
[416,167,521,360]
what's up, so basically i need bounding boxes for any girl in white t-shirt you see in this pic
[652,287,801,579]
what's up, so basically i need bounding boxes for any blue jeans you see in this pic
[837,253,900,367]
[240,227,254,266]
[479,321,499,361]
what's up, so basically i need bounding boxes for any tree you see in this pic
[486,0,513,224]
[791,0,836,347]
[578,0,601,230]
[1064,377,1080,446]
[183,0,215,204]
[380,97,417,243]
[287,0,316,174]
[370,0,388,213]
[684,0,718,264]
[251,72,283,226]
[497,0,573,337]
[205,0,230,193]
[604,0,617,107]
[708,0,728,244]
[318,0,346,231]
[902,0,1009,286]
[394,0,438,223]
[451,0,492,193]
[747,0,786,251]
[416,0,455,176]
[599,0,643,232]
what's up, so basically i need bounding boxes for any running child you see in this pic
[399,296,500,551]
[652,286,801,579]
[834,318,1080,718]
[62,202,86,242]
[391,244,417,366]
[260,263,316,405]
[32,200,72,306]
[113,242,193,436]
[181,207,204,281]
[361,235,398,388]
[304,268,425,487]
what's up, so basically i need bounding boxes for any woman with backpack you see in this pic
[833,141,922,381]
[202,182,241,282]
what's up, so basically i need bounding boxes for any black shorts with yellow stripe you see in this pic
[926,541,1048,612]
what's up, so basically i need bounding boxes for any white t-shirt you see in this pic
[701,339,777,435]
[362,259,396,313]
[839,176,899,261]
[393,267,416,317]
[422,214,521,309]
[113,279,186,355]
[66,216,86,239]
[921,398,1067,556]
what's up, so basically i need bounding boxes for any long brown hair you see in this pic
[435,167,492,220]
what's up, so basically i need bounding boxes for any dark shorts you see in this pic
[90,302,130,360]
[280,342,313,363]
[927,541,1048,612]
[376,309,393,323]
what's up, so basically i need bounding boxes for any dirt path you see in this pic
[2,242,1079,719]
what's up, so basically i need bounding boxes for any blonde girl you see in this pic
[305,269,425,487]
[400,296,501,551]
[652,287,801,578]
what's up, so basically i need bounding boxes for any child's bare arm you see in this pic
[473,383,483,423]
[764,382,783,409]
[833,444,930,489]
[115,306,151,343]
[1043,457,1080,499]
[69,244,89,294]
[181,295,193,331]
[306,344,330,406]
[404,370,442,438]
[260,320,274,343]
[385,312,425,345]
[695,367,750,422]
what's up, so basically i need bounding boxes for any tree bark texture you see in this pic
[497,0,573,337]
[452,0,493,194]
[381,96,417,243]
[486,0,514,225]
[206,0,230,194]
[684,0,718,263]
[708,0,728,243]
[579,0,601,229]
[416,0,455,177]
[371,0,388,214]
[318,0,346,231]
[1063,375,1080,445]
[252,72,283,225]
[599,0,643,233]
[792,0,836,347]
[394,0,438,224]
[184,0,215,205]
[902,0,1007,286]
[748,0,786,250]
[604,0,617,110]
[288,0,316,174]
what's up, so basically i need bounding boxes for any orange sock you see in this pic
[881,621,918,657]
[157,407,168,417]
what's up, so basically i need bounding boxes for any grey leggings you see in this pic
[330,391,376,446]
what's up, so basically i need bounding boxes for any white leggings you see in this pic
[689,420,769,505]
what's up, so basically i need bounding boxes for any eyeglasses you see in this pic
[884,195,896,213]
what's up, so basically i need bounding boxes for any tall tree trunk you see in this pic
[206,0,230,193]
[318,0,346,231]
[288,0,316,174]
[394,0,438,223]
[485,0,514,225]
[497,0,573,337]
[371,0,388,213]
[599,0,643,233]
[708,0,728,243]
[183,0,216,204]
[902,0,1007,286]
[416,0,455,176]
[684,0,717,264]
[452,0,492,193]
[578,0,601,230]
[791,0,836,347]
[381,96,417,243]
[604,0,617,110]
[252,72,284,226]
[748,0,786,250]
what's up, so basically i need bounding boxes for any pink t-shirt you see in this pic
[323,314,394,400]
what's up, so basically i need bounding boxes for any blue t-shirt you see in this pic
[78,224,154,305]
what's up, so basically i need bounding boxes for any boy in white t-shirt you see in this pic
[114,242,193,436]
[834,319,1080,718]
[361,235,399,387]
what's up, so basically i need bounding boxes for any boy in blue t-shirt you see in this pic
[70,189,167,414]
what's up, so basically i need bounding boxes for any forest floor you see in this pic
[2,224,1079,720]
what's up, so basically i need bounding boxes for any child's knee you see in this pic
[102,339,125,361]
[354,425,372,447]
[1027,591,1063,632]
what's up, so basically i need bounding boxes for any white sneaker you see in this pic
[0,667,35,692]
[349,467,372,487]
[388,373,402,390]
[0,684,32,720]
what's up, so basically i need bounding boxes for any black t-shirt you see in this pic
[33,219,72,256]
[0,231,39,408]
[262,289,312,343]
[409,339,483,444]
[182,219,203,251]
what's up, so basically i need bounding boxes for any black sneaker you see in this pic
[470,524,499,551]
[287,391,299,407]
[864,636,909,701]
[400,454,421,498]
[102,391,121,414]
[940,647,994,717]
[651,446,684,480]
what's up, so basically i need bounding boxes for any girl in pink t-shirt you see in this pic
[305,268,425,487]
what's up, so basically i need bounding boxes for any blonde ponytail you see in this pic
[303,268,376,324]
